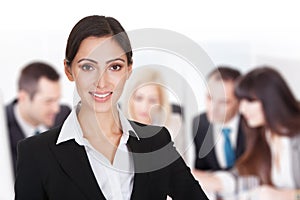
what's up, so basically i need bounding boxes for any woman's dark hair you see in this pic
[235,66,300,136]
[65,15,133,66]
[234,66,300,185]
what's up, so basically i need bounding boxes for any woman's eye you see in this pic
[81,64,94,71]
[110,65,121,71]
[134,95,143,102]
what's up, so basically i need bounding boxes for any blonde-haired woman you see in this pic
[121,67,186,160]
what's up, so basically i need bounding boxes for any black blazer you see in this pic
[15,122,208,200]
[193,113,245,171]
[5,99,71,176]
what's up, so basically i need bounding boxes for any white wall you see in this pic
[1,0,300,104]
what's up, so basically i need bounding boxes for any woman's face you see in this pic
[130,84,161,124]
[65,36,132,113]
[239,99,266,128]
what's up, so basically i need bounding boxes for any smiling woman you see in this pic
[65,36,131,114]
[14,15,208,200]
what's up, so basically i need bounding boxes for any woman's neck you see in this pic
[78,105,122,139]
[77,105,123,164]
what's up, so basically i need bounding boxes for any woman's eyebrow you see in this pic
[106,58,125,64]
[77,58,125,64]
[77,58,98,64]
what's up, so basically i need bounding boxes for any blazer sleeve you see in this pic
[15,139,46,200]
[169,157,208,199]
[159,127,208,200]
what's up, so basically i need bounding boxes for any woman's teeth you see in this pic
[93,92,111,98]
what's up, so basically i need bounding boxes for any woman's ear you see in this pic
[64,59,74,81]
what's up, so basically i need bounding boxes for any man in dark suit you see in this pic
[5,62,71,176]
[193,66,245,172]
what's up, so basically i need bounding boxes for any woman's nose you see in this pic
[141,101,150,112]
[96,71,108,88]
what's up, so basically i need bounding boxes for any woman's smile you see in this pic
[89,91,113,103]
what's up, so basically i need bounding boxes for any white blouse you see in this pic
[57,105,139,200]
[267,133,296,189]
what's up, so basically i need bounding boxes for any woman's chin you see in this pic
[247,121,263,128]
[136,118,151,125]
[91,103,113,114]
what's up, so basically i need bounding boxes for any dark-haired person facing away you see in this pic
[14,15,208,200]
[5,61,71,177]
[192,66,245,174]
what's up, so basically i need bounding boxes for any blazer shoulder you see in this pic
[5,99,17,122]
[129,120,172,150]
[19,125,62,149]
[53,104,71,127]
[193,112,210,134]
[193,112,209,124]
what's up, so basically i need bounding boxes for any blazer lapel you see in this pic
[49,139,106,200]
[127,127,151,200]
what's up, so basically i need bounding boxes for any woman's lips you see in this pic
[89,91,113,102]
[138,112,150,118]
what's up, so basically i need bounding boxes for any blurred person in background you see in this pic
[121,67,186,161]
[5,61,71,176]
[192,66,245,174]
[197,66,300,200]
